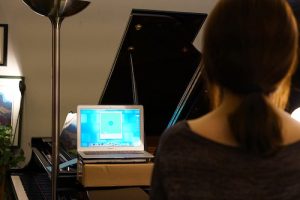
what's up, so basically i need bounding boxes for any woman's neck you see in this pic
[216,91,242,114]
[216,90,272,115]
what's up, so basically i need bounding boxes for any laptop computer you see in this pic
[77,105,154,163]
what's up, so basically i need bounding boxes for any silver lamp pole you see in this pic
[22,0,90,199]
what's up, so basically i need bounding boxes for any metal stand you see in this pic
[22,1,90,199]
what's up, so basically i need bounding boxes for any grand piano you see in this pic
[98,9,210,150]
[8,9,208,199]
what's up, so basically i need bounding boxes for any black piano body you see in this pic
[8,9,209,199]
[99,9,209,151]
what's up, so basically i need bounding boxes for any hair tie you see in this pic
[233,84,264,95]
[243,84,263,94]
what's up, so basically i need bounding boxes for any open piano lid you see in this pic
[99,9,209,136]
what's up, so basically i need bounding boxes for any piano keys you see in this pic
[10,175,29,200]
[10,172,88,200]
[10,173,52,200]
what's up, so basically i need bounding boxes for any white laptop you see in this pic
[77,105,154,162]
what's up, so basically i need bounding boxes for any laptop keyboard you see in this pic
[83,151,145,155]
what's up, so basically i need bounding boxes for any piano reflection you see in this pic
[8,9,208,199]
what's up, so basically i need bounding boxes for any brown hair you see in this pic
[202,0,298,155]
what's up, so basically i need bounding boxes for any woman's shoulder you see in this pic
[158,120,217,151]
[187,112,238,147]
[159,120,191,142]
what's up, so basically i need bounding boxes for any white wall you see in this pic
[0,0,218,165]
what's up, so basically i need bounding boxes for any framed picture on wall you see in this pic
[0,24,8,66]
[0,76,25,146]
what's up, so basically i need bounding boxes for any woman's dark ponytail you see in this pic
[228,92,282,155]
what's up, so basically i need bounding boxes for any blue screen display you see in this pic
[80,108,141,147]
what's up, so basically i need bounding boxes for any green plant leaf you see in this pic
[0,125,25,168]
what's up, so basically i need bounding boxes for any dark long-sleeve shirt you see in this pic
[150,120,300,200]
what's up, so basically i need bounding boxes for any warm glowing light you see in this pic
[291,107,300,122]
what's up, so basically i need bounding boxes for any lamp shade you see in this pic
[22,0,90,18]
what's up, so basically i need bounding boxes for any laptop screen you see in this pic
[77,105,145,151]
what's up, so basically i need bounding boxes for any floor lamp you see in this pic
[22,0,90,199]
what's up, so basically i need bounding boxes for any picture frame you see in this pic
[0,24,8,66]
[0,76,25,146]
